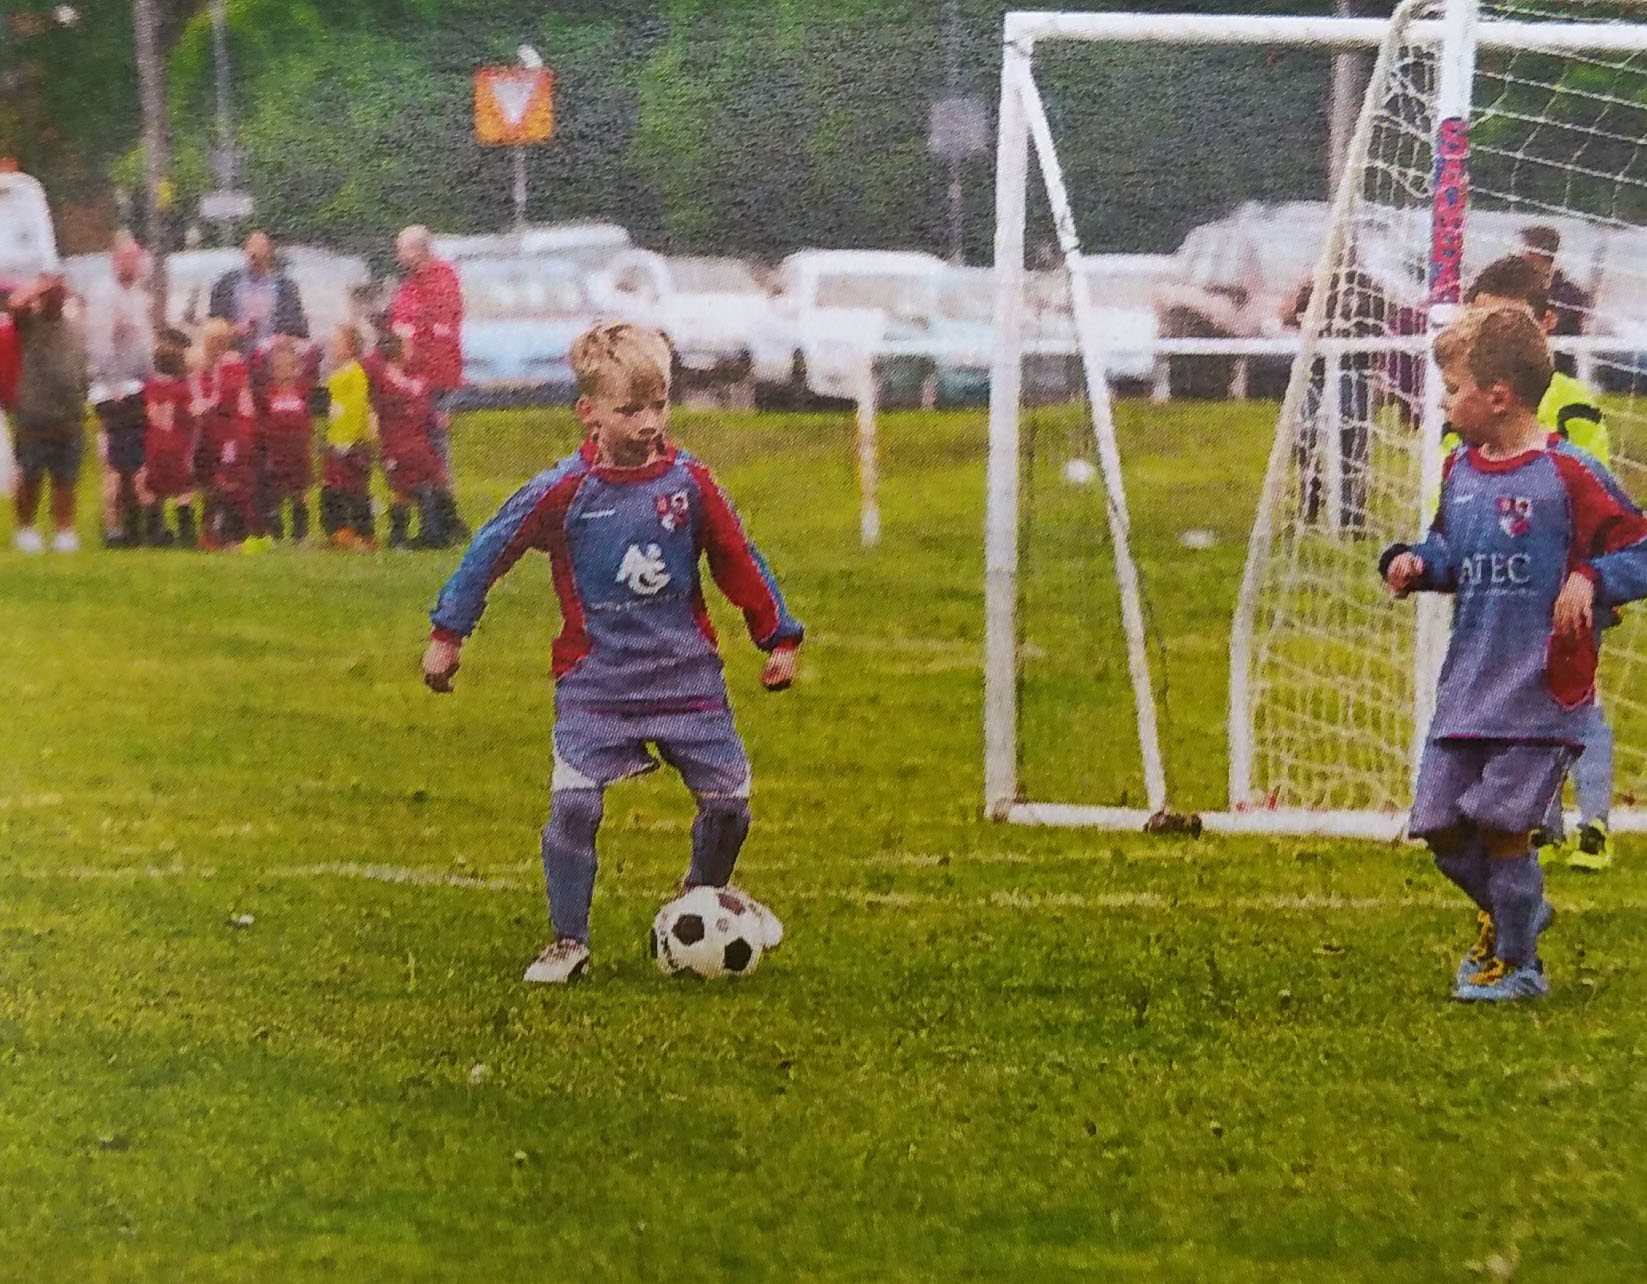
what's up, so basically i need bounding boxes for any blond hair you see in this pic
[570,322,673,400]
[1434,306,1552,411]
[197,317,236,369]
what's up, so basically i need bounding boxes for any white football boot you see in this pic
[523,938,590,984]
[51,529,80,554]
[12,528,43,554]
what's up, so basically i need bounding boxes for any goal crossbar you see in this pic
[1005,10,1647,54]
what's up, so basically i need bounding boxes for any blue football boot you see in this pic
[1453,903,1553,993]
[1453,957,1548,1002]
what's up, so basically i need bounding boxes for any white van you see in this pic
[770,249,949,405]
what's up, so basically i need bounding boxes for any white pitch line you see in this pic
[9,861,1647,916]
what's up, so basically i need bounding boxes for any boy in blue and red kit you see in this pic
[421,323,802,983]
[1382,308,1647,1001]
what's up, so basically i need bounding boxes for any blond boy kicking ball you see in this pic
[1382,308,1647,1001]
[421,323,803,983]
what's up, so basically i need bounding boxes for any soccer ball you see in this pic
[650,885,765,979]
[1063,457,1098,487]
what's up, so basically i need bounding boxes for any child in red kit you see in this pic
[364,331,458,549]
[259,336,316,543]
[137,329,199,547]
[193,318,262,549]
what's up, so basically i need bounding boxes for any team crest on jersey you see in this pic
[617,543,671,596]
[1496,496,1532,537]
[654,490,691,532]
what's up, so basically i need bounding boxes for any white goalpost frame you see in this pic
[986,2,1647,836]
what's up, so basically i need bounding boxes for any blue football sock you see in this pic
[542,788,603,943]
[1576,709,1614,828]
[1487,852,1545,964]
[687,797,750,889]
[1433,837,1492,913]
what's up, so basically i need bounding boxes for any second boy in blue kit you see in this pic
[1382,308,1647,1001]
[422,323,803,983]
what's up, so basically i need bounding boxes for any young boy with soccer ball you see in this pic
[421,322,803,983]
[1382,308,1647,1001]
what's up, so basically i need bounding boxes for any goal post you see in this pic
[987,2,1647,835]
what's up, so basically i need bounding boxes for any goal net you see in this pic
[987,2,1647,834]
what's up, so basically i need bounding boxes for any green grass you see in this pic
[2,403,1646,1281]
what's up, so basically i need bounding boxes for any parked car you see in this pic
[770,249,949,407]
[588,250,791,407]
[0,164,60,291]
[929,259,1166,407]
[449,254,596,407]
[434,222,631,273]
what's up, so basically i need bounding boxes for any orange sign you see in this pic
[474,68,554,145]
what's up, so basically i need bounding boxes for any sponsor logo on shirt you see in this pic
[617,543,671,596]
[1459,552,1531,588]
[1497,495,1532,537]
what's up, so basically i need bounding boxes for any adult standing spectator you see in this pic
[7,274,89,553]
[86,234,155,547]
[1519,225,1591,375]
[389,226,464,477]
[1281,256,1388,533]
[208,229,308,354]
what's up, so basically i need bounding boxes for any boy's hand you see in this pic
[761,645,798,692]
[1384,552,1425,598]
[422,638,462,693]
[1553,570,1595,639]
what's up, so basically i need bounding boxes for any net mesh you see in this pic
[1244,0,1647,815]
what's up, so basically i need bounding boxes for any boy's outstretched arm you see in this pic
[422,465,577,693]
[686,461,804,690]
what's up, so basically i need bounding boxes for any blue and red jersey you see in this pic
[430,441,803,711]
[1383,439,1647,743]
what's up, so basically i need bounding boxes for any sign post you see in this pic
[474,65,554,228]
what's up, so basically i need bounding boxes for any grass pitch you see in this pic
[2,403,1646,1281]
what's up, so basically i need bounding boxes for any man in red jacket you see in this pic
[390,226,463,458]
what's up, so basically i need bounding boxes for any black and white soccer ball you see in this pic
[650,885,764,979]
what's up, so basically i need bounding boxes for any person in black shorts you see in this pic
[8,275,89,554]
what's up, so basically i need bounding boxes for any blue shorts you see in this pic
[1409,739,1576,838]
[551,703,751,798]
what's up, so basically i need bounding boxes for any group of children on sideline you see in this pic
[131,320,461,553]
[1,283,462,554]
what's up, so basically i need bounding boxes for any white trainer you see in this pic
[523,938,590,984]
[13,528,43,554]
[51,529,80,554]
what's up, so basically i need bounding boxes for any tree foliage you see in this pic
[6,0,1397,258]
